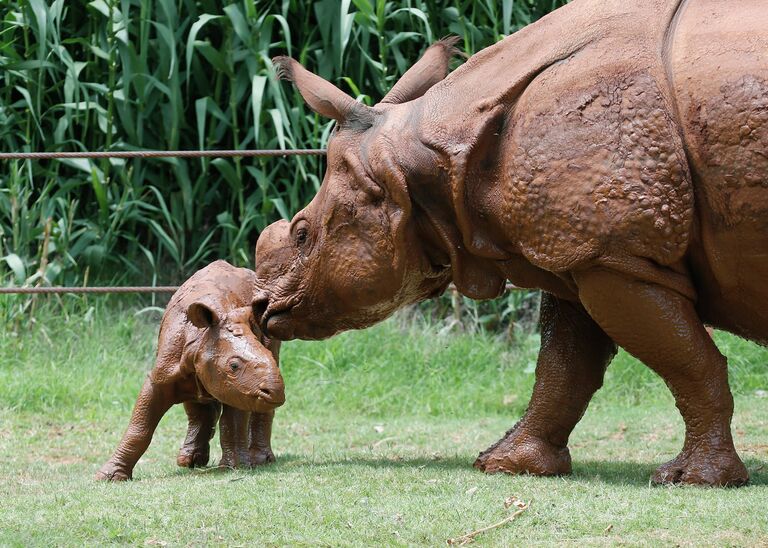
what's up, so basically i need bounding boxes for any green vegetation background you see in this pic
[0,0,566,290]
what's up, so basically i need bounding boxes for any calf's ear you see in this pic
[187,301,221,328]
[379,36,463,105]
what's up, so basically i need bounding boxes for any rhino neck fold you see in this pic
[401,134,507,300]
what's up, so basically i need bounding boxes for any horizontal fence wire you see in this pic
[0,284,523,295]
[0,286,179,294]
[0,149,327,160]
[0,147,525,297]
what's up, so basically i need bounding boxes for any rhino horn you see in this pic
[379,36,463,105]
[273,56,375,127]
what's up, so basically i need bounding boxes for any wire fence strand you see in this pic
[0,147,525,297]
[0,286,180,294]
[0,284,522,295]
[0,149,327,160]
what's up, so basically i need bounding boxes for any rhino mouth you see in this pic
[262,300,300,339]
[253,387,285,407]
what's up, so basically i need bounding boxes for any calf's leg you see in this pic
[95,378,174,481]
[218,405,251,468]
[475,292,616,475]
[249,410,276,465]
[574,267,748,486]
[177,401,222,468]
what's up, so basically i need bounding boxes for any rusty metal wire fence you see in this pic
[0,148,327,296]
[0,286,179,295]
[0,149,326,161]
[0,147,522,296]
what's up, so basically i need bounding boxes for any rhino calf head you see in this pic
[186,300,285,411]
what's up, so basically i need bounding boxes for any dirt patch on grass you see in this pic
[40,454,86,465]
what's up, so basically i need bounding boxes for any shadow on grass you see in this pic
[574,457,768,487]
[175,454,768,487]
[538,457,767,487]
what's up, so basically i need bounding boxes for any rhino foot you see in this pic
[652,450,749,487]
[219,448,275,469]
[177,447,210,468]
[94,461,132,482]
[249,447,276,466]
[474,430,571,476]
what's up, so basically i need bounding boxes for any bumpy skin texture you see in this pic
[254,0,767,486]
[96,261,284,481]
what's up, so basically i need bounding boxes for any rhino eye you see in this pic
[293,219,310,247]
[229,361,240,372]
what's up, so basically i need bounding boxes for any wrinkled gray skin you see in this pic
[96,261,284,481]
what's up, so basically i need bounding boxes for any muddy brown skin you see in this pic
[96,261,285,481]
[253,0,768,487]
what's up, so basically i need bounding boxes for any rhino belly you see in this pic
[670,0,768,341]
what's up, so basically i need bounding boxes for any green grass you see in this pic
[1,302,767,545]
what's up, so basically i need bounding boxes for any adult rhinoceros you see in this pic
[253,0,768,486]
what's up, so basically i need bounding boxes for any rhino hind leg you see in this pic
[475,293,616,476]
[574,267,748,487]
[177,400,222,468]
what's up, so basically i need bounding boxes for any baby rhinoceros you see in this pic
[96,260,284,481]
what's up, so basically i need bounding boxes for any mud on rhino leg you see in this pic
[574,268,748,487]
[475,292,617,476]
[177,401,222,468]
[218,405,251,469]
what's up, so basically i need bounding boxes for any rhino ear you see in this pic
[379,36,463,105]
[273,57,376,127]
[187,301,221,329]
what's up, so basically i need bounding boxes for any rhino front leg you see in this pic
[218,405,251,468]
[96,378,174,481]
[574,268,748,487]
[177,401,222,468]
[248,410,276,465]
[475,292,617,475]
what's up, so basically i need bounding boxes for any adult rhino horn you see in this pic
[378,36,463,105]
[273,56,375,127]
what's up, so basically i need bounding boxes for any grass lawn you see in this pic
[1,300,767,545]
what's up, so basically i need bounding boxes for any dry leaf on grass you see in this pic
[503,495,527,510]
